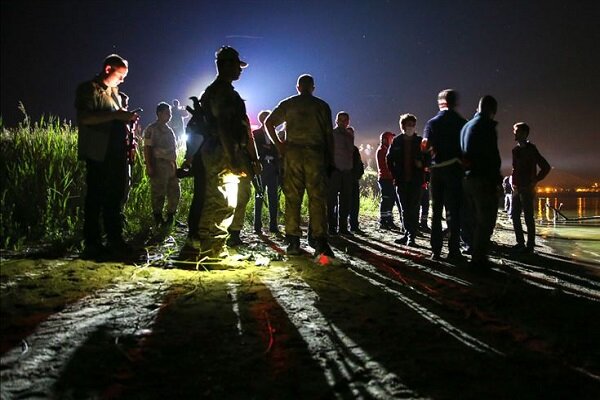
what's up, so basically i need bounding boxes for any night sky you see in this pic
[2,0,599,182]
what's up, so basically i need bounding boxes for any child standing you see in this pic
[511,122,551,253]
[143,102,181,226]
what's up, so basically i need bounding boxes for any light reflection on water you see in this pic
[535,196,600,265]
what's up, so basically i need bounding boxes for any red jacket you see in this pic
[376,144,393,180]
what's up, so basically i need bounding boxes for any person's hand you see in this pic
[116,109,139,123]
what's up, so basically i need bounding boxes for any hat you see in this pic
[215,46,248,68]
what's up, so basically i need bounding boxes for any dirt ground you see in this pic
[1,214,599,399]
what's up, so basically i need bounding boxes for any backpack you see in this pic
[184,96,208,160]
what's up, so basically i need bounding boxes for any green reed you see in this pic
[0,111,381,250]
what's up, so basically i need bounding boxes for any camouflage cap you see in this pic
[215,46,248,68]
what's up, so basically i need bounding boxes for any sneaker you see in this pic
[511,243,526,253]
[394,236,408,245]
[446,252,467,263]
[407,239,417,247]
[468,257,495,270]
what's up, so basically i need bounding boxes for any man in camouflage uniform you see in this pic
[196,46,258,257]
[143,102,180,226]
[264,74,335,257]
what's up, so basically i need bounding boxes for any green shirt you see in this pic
[268,93,333,147]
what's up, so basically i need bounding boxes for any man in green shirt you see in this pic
[265,74,335,257]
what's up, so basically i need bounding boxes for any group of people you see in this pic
[375,89,551,266]
[75,48,550,267]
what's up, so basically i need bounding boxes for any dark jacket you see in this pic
[460,113,502,184]
[512,142,550,188]
[386,134,425,185]
[352,146,364,180]
[423,109,467,166]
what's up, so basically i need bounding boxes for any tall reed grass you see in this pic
[0,110,380,250]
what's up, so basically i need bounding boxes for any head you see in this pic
[215,46,247,81]
[437,89,458,110]
[101,54,128,88]
[477,95,498,118]
[156,102,172,123]
[296,74,315,94]
[513,122,530,142]
[172,99,180,108]
[399,113,417,136]
[380,131,394,146]
[258,110,271,126]
[335,111,350,129]
[347,126,355,135]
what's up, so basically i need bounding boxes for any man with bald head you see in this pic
[265,74,335,257]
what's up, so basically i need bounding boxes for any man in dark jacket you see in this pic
[348,130,365,233]
[511,122,550,253]
[460,95,502,266]
[387,113,425,246]
[422,89,467,261]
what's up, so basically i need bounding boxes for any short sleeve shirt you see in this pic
[144,121,177,161]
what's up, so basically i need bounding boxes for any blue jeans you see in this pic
[511,187,535,248]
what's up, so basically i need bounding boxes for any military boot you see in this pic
[226,230,245,247]
[314,238,335,258]
[286,235,301,255]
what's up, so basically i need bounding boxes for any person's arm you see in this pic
[75,83,139,125]
[386,140,397,179]
[79,109,137,125]
[264,105,286,155]
[534,146,551,183]
[143,127,155,177]
[322,104,335,174]
[421,121,433,153]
